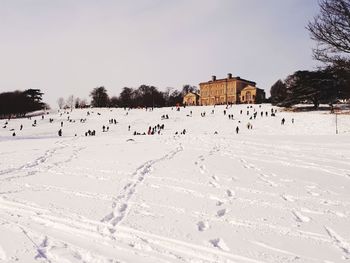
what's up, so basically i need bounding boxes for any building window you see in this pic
[246,91,251,101]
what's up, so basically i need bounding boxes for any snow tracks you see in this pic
[101,144,184,227]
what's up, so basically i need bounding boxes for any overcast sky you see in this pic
[0,0,321,107]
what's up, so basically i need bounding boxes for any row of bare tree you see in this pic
[57,85,198,109]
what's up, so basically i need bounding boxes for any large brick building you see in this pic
[199,74,265,105]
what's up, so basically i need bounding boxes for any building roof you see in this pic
[199,76,256,86]
[241,86,265,92]
[184,92,200,97]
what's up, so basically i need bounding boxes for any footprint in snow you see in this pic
[199,165,206,174]
[226,189,234,198]
[281,194,295,202]
[307,191,320,196]
[211,175,219,181]
[209,238,230,251]
[197,221,209,232]
[209,181,219,188]
[216,201,224,206]
[216,208,227,217]
[292,211,311,223]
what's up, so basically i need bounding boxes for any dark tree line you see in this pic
[270,66,350,108]
[0,89,46,118]
[89,85,192,108]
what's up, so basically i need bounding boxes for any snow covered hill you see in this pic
[0,104,349,263]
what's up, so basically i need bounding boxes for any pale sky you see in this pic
[0,0,321,107]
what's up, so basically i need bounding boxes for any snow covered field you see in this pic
[0,104,350,263]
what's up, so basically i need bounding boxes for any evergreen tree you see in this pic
[281,70,339,108]
[270,80,287,105]
[0,89,46,118]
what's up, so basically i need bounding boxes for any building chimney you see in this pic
[212,75,216,81]
[227,73,232,79]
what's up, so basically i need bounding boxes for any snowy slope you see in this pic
[0,104,349,263]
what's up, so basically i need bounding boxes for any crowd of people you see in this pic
[1,104,296,138]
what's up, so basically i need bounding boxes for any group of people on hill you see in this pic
[233,106,281,134]
[85,130,96,136]
[175,129,186,135]
[147,124,165,135]
[109,119,117,124]
[2,104,295,138]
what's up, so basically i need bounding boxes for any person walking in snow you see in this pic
[281,118,285,125]
[58,129,62,136]
[236,126,239,134]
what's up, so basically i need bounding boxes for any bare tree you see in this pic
[66,95,74,110]
[307,0,350,66]
[57,97,65,109]
[75,97,81,108]
[80,99,88,108]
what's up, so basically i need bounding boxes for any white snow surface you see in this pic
[0,104,350,263]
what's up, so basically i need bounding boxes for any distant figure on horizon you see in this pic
[236,126,239,134]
